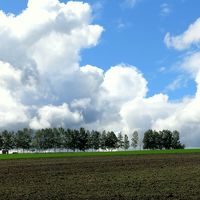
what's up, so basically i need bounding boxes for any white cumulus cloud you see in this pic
[164,18,200,50]
[0,0,103,129]
[1,0,200,147]
[101,65,147,103]
[30,103,83,129]
[155,17,200,146]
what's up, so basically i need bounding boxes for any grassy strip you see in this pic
[0,149,200,160]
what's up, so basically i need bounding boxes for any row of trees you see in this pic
[0,128,139,152]
[143,129,185,150]
[0,128,184,152]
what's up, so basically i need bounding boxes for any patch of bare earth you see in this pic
[0,154,200,199]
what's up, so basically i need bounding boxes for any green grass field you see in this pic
[1,148,200,160]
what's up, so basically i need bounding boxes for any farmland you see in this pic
[1,151,200,199]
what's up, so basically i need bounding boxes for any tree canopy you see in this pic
[143,129,185,150]
[0,128,184,152]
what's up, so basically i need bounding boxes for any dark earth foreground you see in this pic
[0,154,200,200]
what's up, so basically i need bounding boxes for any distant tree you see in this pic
[172,130,185,149]
[123,134,130,150]
[161,130,173,149]
[77,127,89,151]
[0,127,186,153]
[143,129,155,149]
[52,128,63,150]
[105,131,118,150]
[131,131,139,149]
[90,130,101,151]
[45,128,55,149]
[15,128,32,151]
[0,134,3,150]
[117,132,124,149]
[86,130,92,150]
[71,129,79,152]
[34,129,49,150]
[144,129,170,150]
[143,129,185,150]
[100,130,107,150]
[1,130,14,150]
[34,129,43,150]
[57,127,66,149]
[63,128,72,151]
[155,131,163,149]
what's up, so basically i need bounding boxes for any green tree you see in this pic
[44,128,55,149]
[105,131,118,150]
[34,129,43,150]
[143,129,155,149]
[63,128,73,151]
[62,129,79,152]
[15,128,32,151]
[117,132,124,149]
[77,127,89,151]
[155,131,163,149]
[90,130,101,151]
[1,130,14,150]
[52,128,63,150]
[100,130,107,150]
[57,127,66,149]
[0,134,3,150]
[124,134,130,150]
[143,129,184,150]
[172,130,185,149]
[131,131,139,149]
[34,129,52,150]
[161,130,173,149]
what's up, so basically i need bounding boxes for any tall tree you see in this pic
[155,131,163,149]
[0,134,3,150]
[100,130,107,150]
[143,129,155,149]
[172,130,185,149]
[34,129,51,150]
[105,131,118,150]
[57,127,65,149]
[77,127,89,151]
[63,128,73,151]
[131,131,139,149]
[1,130,14,150]
[90,130,101,151]
[52,128,63,150]
[161,130,173,149]
[44,128,55,149]
[117,132,124,149]
[15,128,32,151]
[124,134,130,150]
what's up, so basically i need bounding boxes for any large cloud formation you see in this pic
[0,0,103,129]
[157,18,200,147]
[0,0,200,146]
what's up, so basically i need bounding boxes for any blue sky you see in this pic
[82,0,199,99]
[0,0,199,100]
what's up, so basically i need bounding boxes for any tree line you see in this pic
[0,128,184,153]
[143,129,185,150]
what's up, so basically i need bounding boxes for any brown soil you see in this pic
[0,154,200,200]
